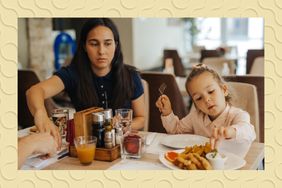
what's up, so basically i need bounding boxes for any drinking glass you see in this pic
[52,108,69,143]
[74,136,97,165]
[120,131,144,159]
[115,109,133,133]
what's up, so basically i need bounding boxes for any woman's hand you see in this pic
[34,110,62,150]
[210,126,236,150]
[155,94,172,116]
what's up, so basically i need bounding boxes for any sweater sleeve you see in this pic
[231,111,256,142]
[161,112,194,134]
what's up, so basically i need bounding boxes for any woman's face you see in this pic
[187,72,228,120]
[85,26,116,75]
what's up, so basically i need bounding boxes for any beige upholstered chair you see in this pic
[223,75,264,142]
[246,49,264,74]
[250,57,264,76]
[141,79,149,132]
[228,82,260,142]
[202,57,236,75]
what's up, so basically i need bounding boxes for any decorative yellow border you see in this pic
[0,0,281,187]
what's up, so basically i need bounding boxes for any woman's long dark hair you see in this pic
[71,18,136,110]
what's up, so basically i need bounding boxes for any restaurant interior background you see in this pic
[18,18,265,142]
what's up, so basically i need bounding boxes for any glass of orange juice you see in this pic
[74,136,97,165]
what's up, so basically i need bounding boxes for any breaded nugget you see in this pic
[187,162,197,170]
[193,153,212,170]
[187,153,204,169]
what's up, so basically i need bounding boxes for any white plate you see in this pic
[159,149,246,170]
[160,134,209,149]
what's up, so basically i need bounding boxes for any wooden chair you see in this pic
[18,70,58,129]
[228,82,259,142]
[163,49,186,77]
[246,49,264,74]
[141,79,150,132]
[202,57,236,75]
[223,75,264,142]
[250,57,264,76]
[141,72,187,133]
[200,49,221,62]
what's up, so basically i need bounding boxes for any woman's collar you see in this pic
[93,69,113,80]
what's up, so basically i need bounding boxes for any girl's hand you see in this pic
[34,110,62,150]
[155,94,172,116]
[210,127,236,150]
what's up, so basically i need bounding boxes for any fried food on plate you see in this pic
[164,142,213,170]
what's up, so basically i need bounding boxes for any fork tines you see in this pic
[158,83,167,95]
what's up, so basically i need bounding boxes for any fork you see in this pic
[158,83,167,95]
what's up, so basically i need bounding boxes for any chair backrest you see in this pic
[163,49,186,77]
[246,49,264,74]
[192,45,205,53]
[223,75,264,142]
[18,70,57,128]
[200,49,221,62]
[250,57,264,76]
[202,57,236,75]
[141,79,149,132]
[141,72,187,133]
[228,82,259,142]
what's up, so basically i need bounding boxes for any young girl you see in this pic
[156,64,256,148]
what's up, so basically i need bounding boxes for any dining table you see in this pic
[34,131,265,170]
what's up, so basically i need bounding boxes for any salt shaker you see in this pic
[115,127,123,145]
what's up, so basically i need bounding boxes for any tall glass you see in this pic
[52,108,69,143]
[115,109,133,133]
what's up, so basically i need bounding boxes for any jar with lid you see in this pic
[103,109,115,148]
[92,112,105,148]
[103,109,113,131]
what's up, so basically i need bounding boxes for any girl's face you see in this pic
[85,26,116,75]
[187,72,228,120]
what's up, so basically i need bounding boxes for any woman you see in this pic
[26,18,145,147]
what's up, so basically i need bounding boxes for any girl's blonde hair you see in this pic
[185,63,232,104]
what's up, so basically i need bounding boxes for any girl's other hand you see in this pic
[155,94,172,116]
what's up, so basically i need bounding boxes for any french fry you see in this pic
[182,146,192,154]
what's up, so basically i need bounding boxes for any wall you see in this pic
[28,18,54,80]
[132,18,185,70]
[18,18,28,68]
[112,18,133,66]
[18,18,186,74]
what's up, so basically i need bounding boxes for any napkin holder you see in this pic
[69,107,121,161]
